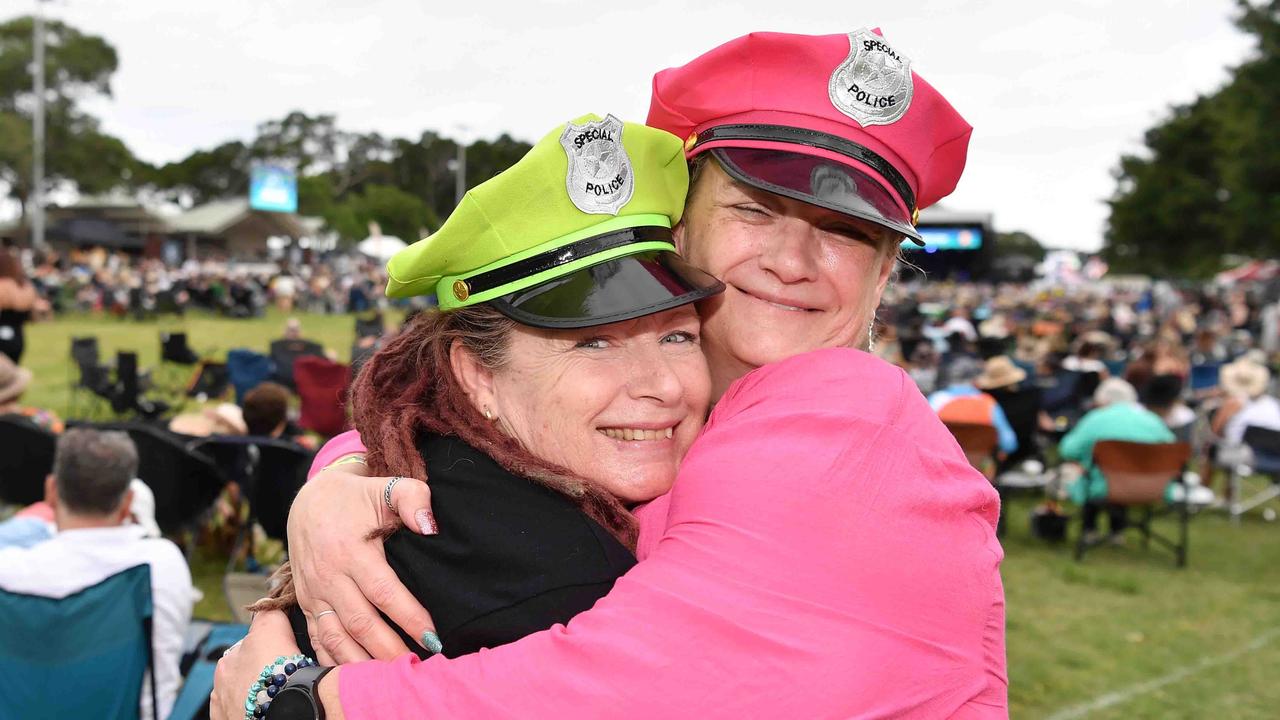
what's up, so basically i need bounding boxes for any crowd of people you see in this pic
[876,277,1280,528]
[3,245,395,326]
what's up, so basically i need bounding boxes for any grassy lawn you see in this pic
[16,312,1280,718]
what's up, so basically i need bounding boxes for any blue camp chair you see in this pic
[169,622,250,720]
[226,349,274,405]
[0,564,157,720]
[1189,363,1222,392]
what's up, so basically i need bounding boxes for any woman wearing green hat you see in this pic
[217,30,1006,720]
[238,114,722,679]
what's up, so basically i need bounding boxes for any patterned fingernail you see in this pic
[416,508,438,536]
[421,630,443,655]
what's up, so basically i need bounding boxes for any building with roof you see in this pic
[0,195,171,254]
[168,198,311,260]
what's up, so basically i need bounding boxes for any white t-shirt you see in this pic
[1225,395,1280,446]
[0,525,196,720]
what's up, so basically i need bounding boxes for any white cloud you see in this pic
[19,0,1257,251]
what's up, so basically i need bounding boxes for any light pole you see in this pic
[31,0,47,249]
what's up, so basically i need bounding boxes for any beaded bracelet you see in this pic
[244,654,313,720]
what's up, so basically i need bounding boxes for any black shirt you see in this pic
[290,433,636,659]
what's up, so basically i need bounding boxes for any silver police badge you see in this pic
[828,28,914,126]
[560,114,634,215]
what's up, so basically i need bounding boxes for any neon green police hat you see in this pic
[385,113,723,329]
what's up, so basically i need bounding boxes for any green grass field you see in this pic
[16,311,1280,718]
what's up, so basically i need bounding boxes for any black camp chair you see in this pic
[1228,426,1280,522]
[110,352,169,420]
[0,415,57,506]
[82,422,228,545]
[252,439,314,549]
[68,337,115,419]
[269,339,326,391]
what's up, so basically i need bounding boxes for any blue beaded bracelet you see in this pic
[245,654,313,720]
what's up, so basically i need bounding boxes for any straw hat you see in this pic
[168,403,247,437]
[0,354,32,405]
[1221,357,1271,400]
[974,356,1027,390]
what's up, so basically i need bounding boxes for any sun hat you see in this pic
[1221,357,1271,399]
[386,114,723,328]
[974,356,1027,390]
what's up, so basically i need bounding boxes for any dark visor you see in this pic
[488,250,723,329]
[712,147,923,245]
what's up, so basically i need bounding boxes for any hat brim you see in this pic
[711,147,923,245]
[975,369,1026,390]
[488,250,723,329]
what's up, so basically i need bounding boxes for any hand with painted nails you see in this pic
[286,463,440,663]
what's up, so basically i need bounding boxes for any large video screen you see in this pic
[902,226,984,251]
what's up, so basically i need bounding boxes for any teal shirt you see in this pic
[1059,402,1176,503]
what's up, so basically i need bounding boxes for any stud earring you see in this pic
[483,407,493,421]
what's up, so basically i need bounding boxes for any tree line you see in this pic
[1104,0,1280,279]
[0,15,530,246]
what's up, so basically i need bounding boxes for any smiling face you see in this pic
[674,159,901,399]
[452,306,710,504]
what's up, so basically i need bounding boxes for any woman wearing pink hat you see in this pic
[216,30,1006,719]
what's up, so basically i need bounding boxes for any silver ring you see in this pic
[315,610,337,620]
[384,476,404,513]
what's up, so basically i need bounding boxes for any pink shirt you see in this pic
[335,348,1007,718]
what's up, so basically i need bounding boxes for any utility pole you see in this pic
[31,0,47,250]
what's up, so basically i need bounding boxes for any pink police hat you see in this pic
[647,29,972,244]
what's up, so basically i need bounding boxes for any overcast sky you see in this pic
[23,0,1258,251]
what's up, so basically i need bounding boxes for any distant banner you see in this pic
[902,226,983,251]
[249,164,298,213]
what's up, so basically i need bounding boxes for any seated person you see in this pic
[0,479,158,550]
[1211,356,1280,470]
[0,429,195,719]
[243,381,315,449]
[1142,374,1195,444]
[1060,378,1176,540]
[977,355,1051,473]
[929,356,1018,456]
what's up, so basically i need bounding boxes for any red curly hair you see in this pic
[254,306,638,613]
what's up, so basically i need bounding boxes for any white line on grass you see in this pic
[1045,628,1280,720]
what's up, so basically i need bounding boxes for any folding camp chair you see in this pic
[111,352,169,420]
[269,339,326,391]
[186,360,231,401]
[226,349,274,405]
[168,622,249,720]
[1228,425,1280,522]
[0,564,157,720]
[0,414,56,507]
[68,336,115,419]
[944,421,999,480]
[1189,363,1222,393]
[1076,440,1192,567]
[295,355,352,438]
[84,422,228,546]
[186,435,313,618]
